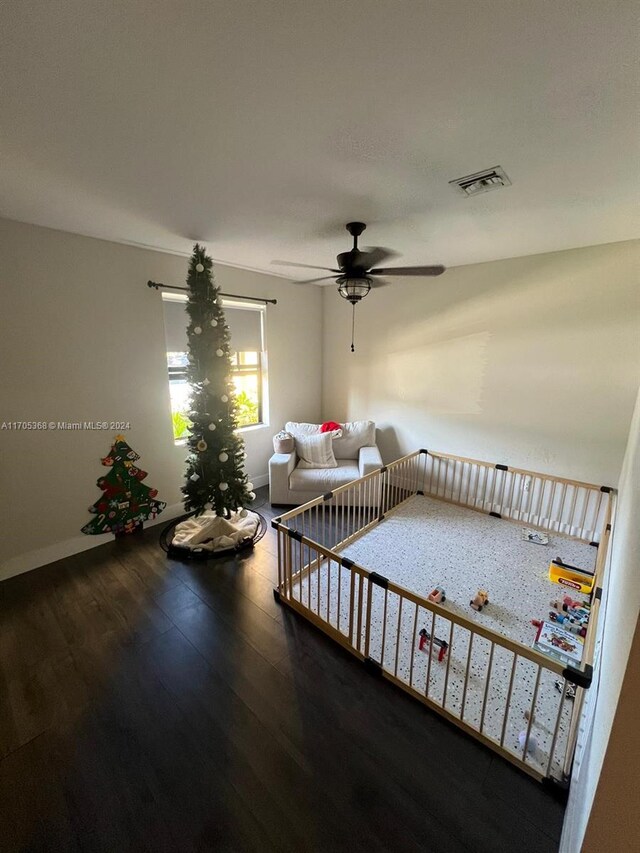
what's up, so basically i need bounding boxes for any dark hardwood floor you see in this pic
[0,488,564,852]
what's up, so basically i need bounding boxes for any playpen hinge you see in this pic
[287,529,303,542]
[416,490,424,496]
[563,663,593,690]
[369,572,389,589]
[541,775,570,802]
[271,517,282,529]
[380,465,388,473]
[593,586,602,601]
[378,514,385,522]
[341,557,355,569]
[600,485,612,493]
[495,463,508,471]
[419,448,429,455]
[606,523,612,533]
[273,587,281,603]
[323,491,333,501]
[489,511,502,519]
[588,541,599,548]
[363,657,383,677]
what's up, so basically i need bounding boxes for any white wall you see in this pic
[0,218,322,579]
[322,240,640,486]
[560,385,640,852]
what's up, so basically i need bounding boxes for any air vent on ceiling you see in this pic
[449,166,511,197]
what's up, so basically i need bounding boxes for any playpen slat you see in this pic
[442,622,455,709]
[547,681,568,778]
[522,667,542,763]
[460,633,474,721]
[408,603,419,687]
[364,576,373,659]
[380,588,389,667]
[479,642,495,734]
[356,573,364,652]
[424,607,436,700]
[500,654,518,748]
[394,597,403,678]
[348,569,356,644]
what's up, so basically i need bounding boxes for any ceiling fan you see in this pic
[272,222,445,351]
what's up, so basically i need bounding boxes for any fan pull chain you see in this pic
[351,303,356,353]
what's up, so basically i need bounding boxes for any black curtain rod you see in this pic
[147,280,277,305]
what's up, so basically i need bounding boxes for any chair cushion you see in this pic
[289,460,360,492]
[332,421,376,459]
[294,431,337,469]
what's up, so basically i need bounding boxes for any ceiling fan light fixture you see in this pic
[337,277,372,304]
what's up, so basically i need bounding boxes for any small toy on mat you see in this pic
[554,679,577,700]
[418,628,449,661]
[551,595,589,613]
[548,611,588,637]
[522,527,549,545]
[518,730,538,756]
[428,586,446,604]
[470,589,489,612]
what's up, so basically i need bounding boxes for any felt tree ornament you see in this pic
[182,244,254,517]
[82,435,166,535]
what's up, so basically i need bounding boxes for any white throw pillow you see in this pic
[285,421,321,437]
[294,432,338,469]
[332,420,376,459]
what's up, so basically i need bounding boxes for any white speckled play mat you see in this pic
[292,495,596,777]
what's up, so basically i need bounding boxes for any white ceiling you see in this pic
[1,1,638,276]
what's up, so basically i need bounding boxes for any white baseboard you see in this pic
[0,473,268,583]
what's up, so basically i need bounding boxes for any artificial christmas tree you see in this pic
[167,244,260,555]
[82,435,166,535]
[181,243,255,516]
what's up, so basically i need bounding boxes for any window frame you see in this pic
[162,294,268,441]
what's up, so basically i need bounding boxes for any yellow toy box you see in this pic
[548,558,594,595]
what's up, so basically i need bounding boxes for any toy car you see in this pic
[428,586,446,604]
[470,589,489,612]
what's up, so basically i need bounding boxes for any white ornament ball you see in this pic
[221,395,228,403]
[240,509,248,518]
[219,482,228,491]
[190,473,200,482]
[248,491,256,501]
[203,378,210,386]
[210,319,218,327]
[194,326,202,335]
[219,452,229,462]
[246,481,254,491]
[195,263,204,272]
[208,422,216,431]
[216,349,224,357]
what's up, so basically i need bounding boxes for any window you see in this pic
[162,294,267,441]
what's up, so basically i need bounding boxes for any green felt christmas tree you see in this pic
[82,436,166,535]
[182,244,255,517]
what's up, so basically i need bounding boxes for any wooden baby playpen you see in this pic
[271,449,613,786]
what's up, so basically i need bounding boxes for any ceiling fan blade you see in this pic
[369,278,390,288]
[369,265,446,276]
[356,246,398,269]
[293,275,339,285]
[272,260,340,272]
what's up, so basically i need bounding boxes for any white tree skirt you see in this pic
[171,509,259,552]
[292,496,596,777]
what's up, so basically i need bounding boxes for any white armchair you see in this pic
[269,421,383,506]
